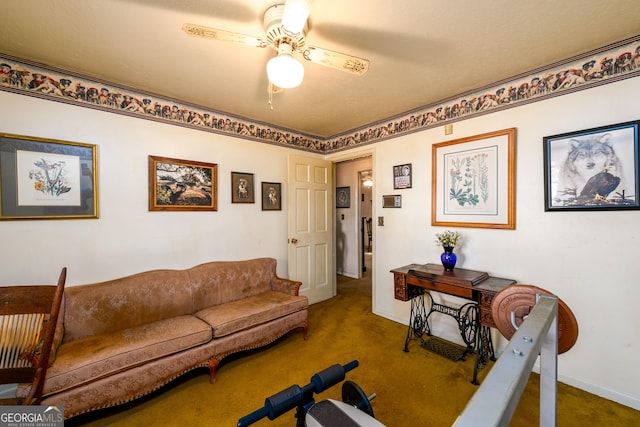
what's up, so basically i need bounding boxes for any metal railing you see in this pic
[453,294,559,427]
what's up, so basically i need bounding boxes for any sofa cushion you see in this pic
[43,315,211,395]
[188,258,279,310]
[63,269,193,343]
[195,291,308,338]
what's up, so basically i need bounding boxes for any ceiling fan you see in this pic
[182,0,370,91]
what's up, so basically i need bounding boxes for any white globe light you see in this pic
[267,53,304,89]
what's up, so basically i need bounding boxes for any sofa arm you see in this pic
[271,276,303,296]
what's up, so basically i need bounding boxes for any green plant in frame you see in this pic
[448,153,489,207]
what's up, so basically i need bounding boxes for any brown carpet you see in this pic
[69,256,639,426]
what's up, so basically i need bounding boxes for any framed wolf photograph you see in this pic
[543,120,640,211]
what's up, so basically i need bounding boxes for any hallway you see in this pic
[337,253,372,301]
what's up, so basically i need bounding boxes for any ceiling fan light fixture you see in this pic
[282,0,313,35]
[266,43,304,89]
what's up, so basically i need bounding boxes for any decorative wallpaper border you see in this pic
[1,34,639,153]
[0,55,324,153]
[327,34,640,152]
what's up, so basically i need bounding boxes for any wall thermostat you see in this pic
[382,195,401,208]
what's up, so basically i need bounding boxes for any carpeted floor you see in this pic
[68,254,639,426]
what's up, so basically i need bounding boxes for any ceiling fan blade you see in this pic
[282,0,313,34]
[182,23,266,48]
[302,46,370,75]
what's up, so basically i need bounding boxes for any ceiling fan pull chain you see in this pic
[268,82,275,110]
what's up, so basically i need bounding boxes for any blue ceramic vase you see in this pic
[440,246,457,271]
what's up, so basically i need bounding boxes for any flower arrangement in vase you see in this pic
[435,230,461,271]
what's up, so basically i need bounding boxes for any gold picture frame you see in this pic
[0,132,98,220]
[431,128,516,229]
[148,155,217,211]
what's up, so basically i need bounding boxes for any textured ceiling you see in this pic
[1,0,639,138]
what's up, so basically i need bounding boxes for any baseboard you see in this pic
[337,270,358,279]
[375,309,640,411]
[374,310,406,326]
[531,365,640,411]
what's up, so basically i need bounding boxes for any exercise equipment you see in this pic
[491,284,579,353]
[237,360,381,427]
[342,380,375,418]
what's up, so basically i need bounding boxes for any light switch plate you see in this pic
[444,124,453,135]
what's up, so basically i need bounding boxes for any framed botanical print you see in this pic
[0,133,98,220]
[432,128,516,229]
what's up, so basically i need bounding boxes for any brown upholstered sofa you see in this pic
[35,258,308,419]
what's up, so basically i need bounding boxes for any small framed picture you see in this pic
[261,182,281,211]
[148,155,217,211]
[336,186,350,208]
[543,120,640,211]
[393,163,412,189]
[231,172,254,203]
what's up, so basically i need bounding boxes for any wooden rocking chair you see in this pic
[0,267,66,405]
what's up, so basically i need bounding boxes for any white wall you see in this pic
[2,75,639,410]
[371,76,640,409]
[0,91,311,286]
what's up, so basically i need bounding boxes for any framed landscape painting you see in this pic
[0,133,98,220]
[431,128,516,229]
[148,155,217,211]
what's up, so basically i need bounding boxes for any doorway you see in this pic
[335,157,372,280]
[359,169,373,273]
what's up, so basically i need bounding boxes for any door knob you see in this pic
[290,238,298,244]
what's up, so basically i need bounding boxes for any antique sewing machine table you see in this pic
[390,263,516,384]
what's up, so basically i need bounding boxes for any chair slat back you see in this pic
[0,268,66,404]
[0,312,45,369]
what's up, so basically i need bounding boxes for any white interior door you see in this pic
[287,154,335,304]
